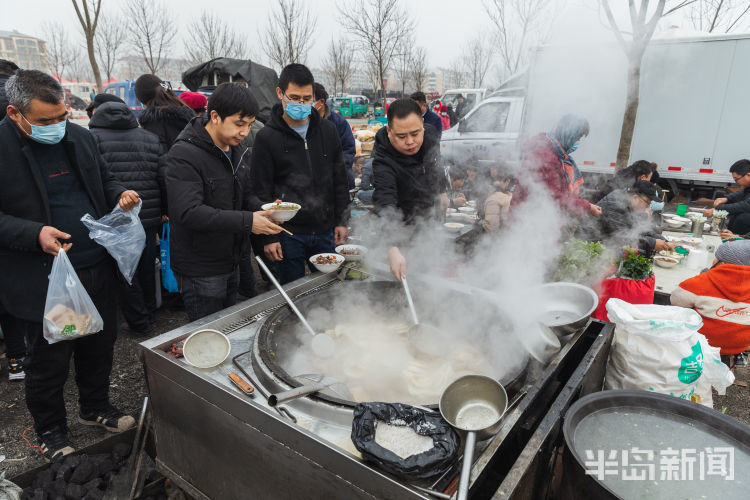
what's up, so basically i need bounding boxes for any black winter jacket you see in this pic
[89,102,165,229]
[165,117,256,277]
[596,189,665,256]
[0,116,125,321]
[138,105,194,150]
[372,124,445,225]
[249,103,349,241]
[0,74,9,121]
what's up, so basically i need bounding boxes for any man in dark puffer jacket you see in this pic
[89,101,165,334]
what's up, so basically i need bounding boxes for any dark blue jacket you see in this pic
[328,109,356,189]
[423,109,443,139]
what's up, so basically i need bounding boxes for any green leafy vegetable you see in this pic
[616,247,653,281]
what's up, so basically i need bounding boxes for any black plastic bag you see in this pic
[351,402,460,479]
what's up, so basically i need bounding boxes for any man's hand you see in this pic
[720,229,739,239]
[654,239,676,252]
[264,242,283,261]
[713,197,728,207]
[388,246,406,281]
[452,194,467,207]
[334,225,348,245]
[703,208,714,218]
[38,226,73,256]
[589,204,602,216]
[161,215,169,222]
[252,210,282,235]
[118,190,140,211]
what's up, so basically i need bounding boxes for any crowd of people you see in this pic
[1,56,748,463]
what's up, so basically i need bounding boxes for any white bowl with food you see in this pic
[261,200,301,222]
[665,219,687,229]
[446,208,457,214]
[654,256,680,268]
[182,329,231,369]
[443,222,465,233]
[658,250,684,261]
[309,253,345,273]
[686,211,704,219]
[335,244,367,262]
[458,206,475,214]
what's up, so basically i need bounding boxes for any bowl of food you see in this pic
[182,329,231,369]
[443,222,465,233]
[446,208,457,214]
[665,218,687,229]
[335,244,367,262]
[261,200,301,223]
[458,206,475,214]
[654,255,680,268]
[309,253,345,273]
[658,250,684,260]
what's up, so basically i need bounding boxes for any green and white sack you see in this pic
[604,299,734,407]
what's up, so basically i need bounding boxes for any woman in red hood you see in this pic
[439,104,451,131]
[671,239,750,366]
[510,114,601,217]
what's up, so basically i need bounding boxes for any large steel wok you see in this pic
[252,281,529,408]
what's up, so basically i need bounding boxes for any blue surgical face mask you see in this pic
[284,100,312,121]
[568,141,581,153]
[650,200,665,212]
[21,113,66,144]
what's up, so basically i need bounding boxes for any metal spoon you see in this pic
[402,277,445,357]
[255,256,335,357]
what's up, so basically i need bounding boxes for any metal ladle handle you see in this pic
[255,256,317,338]
[402,277,419,325]
[457,430,476,500]
[268,382,329,407]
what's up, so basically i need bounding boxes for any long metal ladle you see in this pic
[255,256,335,357]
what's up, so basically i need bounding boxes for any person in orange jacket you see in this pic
[670,239,750,366]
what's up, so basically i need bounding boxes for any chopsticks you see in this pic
[280,227,293,236]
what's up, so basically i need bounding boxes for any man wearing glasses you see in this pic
[595,180,675,256]
[371,98,448,280]
[249,64,349,284]
[704,159,750,235]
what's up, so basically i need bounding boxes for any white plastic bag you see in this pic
[81,201,146,284]
[43,250,104,344]
[604,298,734,407]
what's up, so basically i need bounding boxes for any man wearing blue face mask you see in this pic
[0,70,140,461]
[249,64,350,284]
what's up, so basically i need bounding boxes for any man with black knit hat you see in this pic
[249,64,350,285]
[85,93,125,118]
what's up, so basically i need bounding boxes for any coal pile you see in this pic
[21,443,131,500]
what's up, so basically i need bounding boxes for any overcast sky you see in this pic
[2,0,740,81]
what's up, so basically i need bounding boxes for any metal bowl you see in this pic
[533,282,599,338]
[439,375,508,439]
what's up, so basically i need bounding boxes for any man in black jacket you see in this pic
[250,64,350,284]
[372,98,448,280]
[166,83,282,322]
[89,100,165,334]
[0,70,140,461]
[705,159,750,235]
[410,91,442,139]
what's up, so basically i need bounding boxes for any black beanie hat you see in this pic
[85,93,125,118]
[134,74,163,105]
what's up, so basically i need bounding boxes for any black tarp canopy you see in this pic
[181,58,278,123]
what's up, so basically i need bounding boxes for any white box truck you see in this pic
[440,34,750,190]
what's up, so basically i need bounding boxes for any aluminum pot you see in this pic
[532,282,599,338]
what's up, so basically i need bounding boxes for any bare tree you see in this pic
[601,0,695,170]
[689,0,750,32]
[365,56,381,97]
[484,0,554,79]
[185,11,248,65]
[71,0,103,91]
[410,47,429,92]
[464,35,494,88]
[261,0,317,71]
[445,58,467,88]
[95,13,127,82]
[393,37,414,96]
[123,0,177,75]
[323,38,355,96]
[44,22,75,82]
[66,45,91,82]
[337,0,416,102]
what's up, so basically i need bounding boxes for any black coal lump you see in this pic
[95,456,115,477]
[51,478,67,496]
[82,478,103,492]
[69,460,97,484]
[32,468,55,489]
[61,455,80,469]
[21,487,47,500]
[64,483,85,499]
[111,442,131,462]
[49,461,63,474]
[82,488,104,500]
